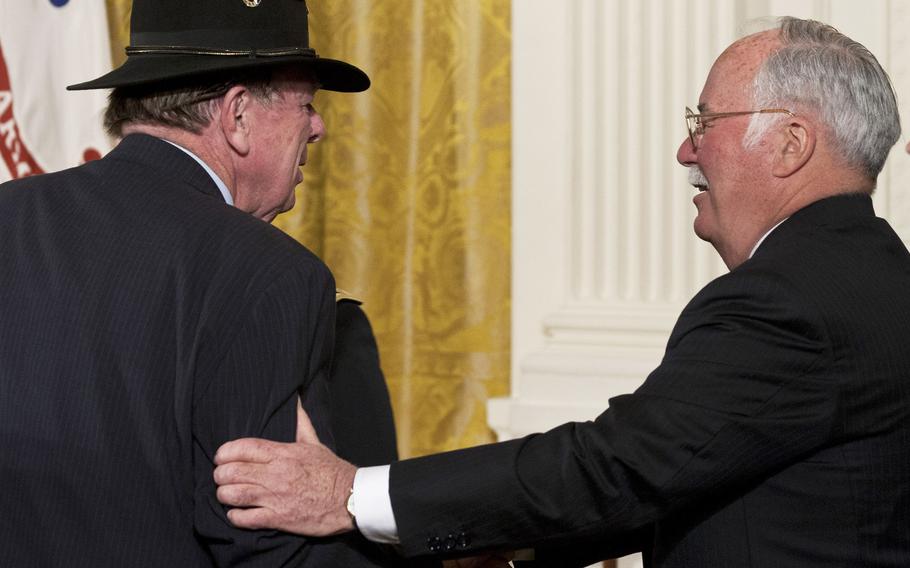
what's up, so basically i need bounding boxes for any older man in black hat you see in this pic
[0,0,390,566]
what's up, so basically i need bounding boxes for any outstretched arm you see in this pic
[215,405,514,568]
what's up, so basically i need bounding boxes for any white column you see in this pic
[495,0,737,440]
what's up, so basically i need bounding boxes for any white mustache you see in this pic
[688,166,709,188]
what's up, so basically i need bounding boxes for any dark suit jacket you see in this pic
[0,134,362,566]
[327,299,441,568]
[388,194,910,567]
[330,298,399,467]
[327,298,396,566]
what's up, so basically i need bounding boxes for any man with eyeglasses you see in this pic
[213,17,910,567]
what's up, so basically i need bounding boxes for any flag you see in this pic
[0,0,113,182]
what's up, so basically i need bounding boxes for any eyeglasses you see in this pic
[685,106,793,149]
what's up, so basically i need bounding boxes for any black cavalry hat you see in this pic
[67,0,369,92]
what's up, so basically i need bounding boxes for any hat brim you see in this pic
[67,54,369,93]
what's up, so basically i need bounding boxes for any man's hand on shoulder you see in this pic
[213,400,357,536]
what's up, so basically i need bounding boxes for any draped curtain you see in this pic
[105,0,511,459]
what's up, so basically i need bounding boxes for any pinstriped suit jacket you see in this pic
[0,134,363,566]
[389,194,910,567]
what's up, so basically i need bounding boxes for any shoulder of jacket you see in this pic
[335,288,363,305]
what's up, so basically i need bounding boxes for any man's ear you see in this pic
[771,117,815,178]
[220,85,252,156]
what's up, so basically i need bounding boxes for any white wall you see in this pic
[494,2,910,566]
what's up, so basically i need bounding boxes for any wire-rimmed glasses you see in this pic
[685,106,794,149]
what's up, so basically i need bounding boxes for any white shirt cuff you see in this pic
[352,465,400,544]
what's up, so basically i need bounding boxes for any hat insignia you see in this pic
[242,0,261,6]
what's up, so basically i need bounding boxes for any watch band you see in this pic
[345,486,357,527]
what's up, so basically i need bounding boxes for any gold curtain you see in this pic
[104,1,511,460]
[105,0,130,69]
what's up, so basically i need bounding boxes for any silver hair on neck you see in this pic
[742,17,901,179]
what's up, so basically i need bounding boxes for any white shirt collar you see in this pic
[163,139,234,206]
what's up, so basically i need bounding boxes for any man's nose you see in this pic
[308,112,326,144]
[677,136,697,166]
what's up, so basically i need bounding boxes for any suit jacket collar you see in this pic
[106,133,226,203]
[787,192,875,226]
[751,193,875,260]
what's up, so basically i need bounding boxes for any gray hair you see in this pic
[743,17,900,179]
[104,69,278,138]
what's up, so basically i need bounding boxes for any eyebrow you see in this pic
[697,103,708,113]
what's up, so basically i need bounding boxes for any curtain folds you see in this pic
[105,0,511,459]
[105,0,130,69]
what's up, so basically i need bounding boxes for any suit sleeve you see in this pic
[189,260,350,566]
[389,267,836,558]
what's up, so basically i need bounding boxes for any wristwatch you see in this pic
[346,487,356,526]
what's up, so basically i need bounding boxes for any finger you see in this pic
[213,461,268,487]
[295,397,321,445]
[216,482,270,508]
[214,437,283,465]
[226,506,277,531]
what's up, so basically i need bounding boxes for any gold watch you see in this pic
[346,487,356,525]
